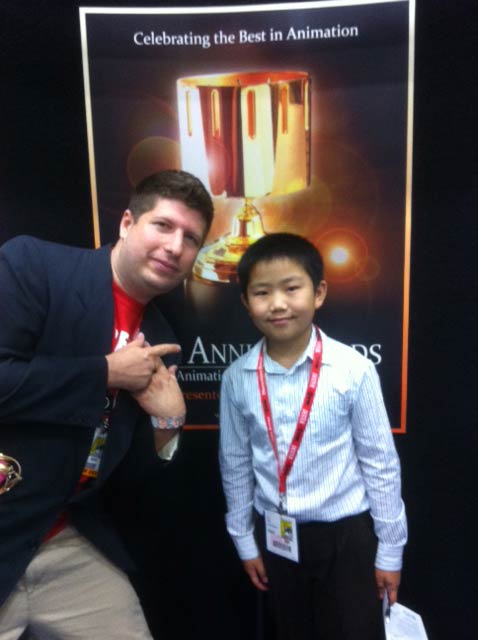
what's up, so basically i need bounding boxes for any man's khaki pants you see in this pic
[0,526,153,639]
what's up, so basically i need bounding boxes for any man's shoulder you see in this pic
[1,235,92,260]
[2,234,48,256]
[1,235,110,273]
[3,235,61,250]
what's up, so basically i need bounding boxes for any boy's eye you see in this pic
[287,285,300,292]
[252,290,267,297]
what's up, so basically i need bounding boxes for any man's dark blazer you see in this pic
[0,235,177,607]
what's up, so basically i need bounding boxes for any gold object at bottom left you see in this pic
[0,453,23,494]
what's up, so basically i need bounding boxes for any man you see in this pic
[0,170,214,639]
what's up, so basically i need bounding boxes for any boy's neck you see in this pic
[265,326,314,369]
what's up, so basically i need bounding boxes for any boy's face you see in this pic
[242,257,327,352]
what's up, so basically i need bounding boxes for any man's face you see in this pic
[112,198,208,303]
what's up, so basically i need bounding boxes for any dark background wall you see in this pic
[1,1,475,639]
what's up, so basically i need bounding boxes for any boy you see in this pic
[219,233,407,640]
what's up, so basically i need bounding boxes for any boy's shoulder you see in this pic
[321,330,374,374]
[222,338,263,380]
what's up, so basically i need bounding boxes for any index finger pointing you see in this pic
[147,343,181,358]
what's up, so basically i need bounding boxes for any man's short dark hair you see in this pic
[128,170,214,235]
[237,233,324,297]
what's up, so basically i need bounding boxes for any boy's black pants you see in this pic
[256,511,386,640]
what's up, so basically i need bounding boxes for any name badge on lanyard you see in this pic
[257,327,323,562]
[265,509,299,562]
[82,392,117,479]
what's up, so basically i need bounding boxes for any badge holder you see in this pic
[265,508,299,563]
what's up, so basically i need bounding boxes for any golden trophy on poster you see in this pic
[177,71,310,283]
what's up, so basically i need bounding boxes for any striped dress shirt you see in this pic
[219,328,407,571]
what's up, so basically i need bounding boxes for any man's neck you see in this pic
[110,244,151,305]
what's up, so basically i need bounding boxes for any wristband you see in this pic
[151,414,185,430]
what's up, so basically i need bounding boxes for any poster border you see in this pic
[79,0,415,434]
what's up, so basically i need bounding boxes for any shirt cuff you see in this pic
[375,542,404,571]
[156,432,180,460]
[231,532,260,561]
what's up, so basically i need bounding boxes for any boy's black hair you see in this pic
[237,232,324,296]
[128,170,214,235]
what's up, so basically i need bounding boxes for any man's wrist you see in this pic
[151,414,186,430]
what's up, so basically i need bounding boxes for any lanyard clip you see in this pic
[279,493,287,515]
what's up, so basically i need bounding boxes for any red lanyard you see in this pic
[256,327,323,512]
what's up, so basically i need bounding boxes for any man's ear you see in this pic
[119,209,135,240]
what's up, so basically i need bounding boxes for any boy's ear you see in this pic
[240,293,250,312]
[314,280,328,310]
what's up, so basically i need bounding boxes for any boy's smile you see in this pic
[242,257,327,364]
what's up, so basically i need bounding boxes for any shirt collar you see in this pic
[242,326,330,372]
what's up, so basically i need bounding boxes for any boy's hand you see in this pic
[375,569,401,606]
[243,556,269,591]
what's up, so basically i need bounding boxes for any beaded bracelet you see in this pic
[150,414,186,430]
